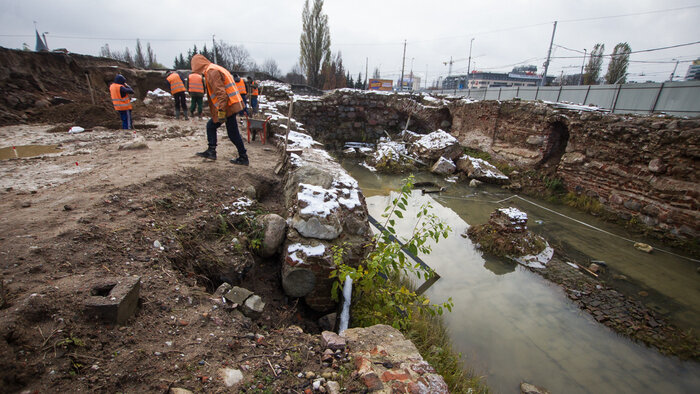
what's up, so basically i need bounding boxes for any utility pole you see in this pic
[669,59,680,81]
[541,21,557,87]
[425,64,428,90]
[467,38,474,96]
[365,57,368,89]
[399,40,407,91]
[579,48,587,85]
[212,34,217,63]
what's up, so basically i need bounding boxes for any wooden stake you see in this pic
[85,72,96,105]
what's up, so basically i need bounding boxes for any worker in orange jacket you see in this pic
[166,71,188,120]
[188,72,205,118]
[247,76,260,114]
[109,74,134,129]
[234,74,250,116]
[190,54,248,165]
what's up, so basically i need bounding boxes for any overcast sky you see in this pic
[2,0,699,85]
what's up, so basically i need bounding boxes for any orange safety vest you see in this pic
[167,73,186,94]
[110,83,132,111]
[205,64,242,107]
[188,73,204,93]
[235,79,247,95]
[251,82,259,96]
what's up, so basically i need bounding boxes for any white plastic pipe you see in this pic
[337,276,353,334]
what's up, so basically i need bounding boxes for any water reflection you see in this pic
[483,257,516,276]
[342,159,700,394]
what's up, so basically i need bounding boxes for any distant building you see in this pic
[397,75,421,91]
[685,59,700,81]
[442,70,553,90]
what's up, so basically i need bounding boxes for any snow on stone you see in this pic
[287,242,326,264]
[543,100,604,112]
[337,187,361,210]
[513,245,553,269]
[358,147,373,154]
[360,162,377,172]
[463,156,509,180]
[298,183,340,217]
[498,207,527,222]
[374,141,407,162]
[225,197,254,216]
[415,129,458,150]
[147,88,171,98]
[294,95,322,102]
[259,80,292,93]
[286,130,322,148]
[445,176,458,183]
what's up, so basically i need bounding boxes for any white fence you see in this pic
[433,81,700,117]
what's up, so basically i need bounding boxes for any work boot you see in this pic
[230,156,249,166]
[195,147,217,160]
[184,113,189,120]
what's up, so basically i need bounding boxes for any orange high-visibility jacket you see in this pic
[235,79,247,95]
[167,73,186,94]
[188,73,204,93]
[205,64,242,108]
[110,83,132,111]
[250,81,259,96]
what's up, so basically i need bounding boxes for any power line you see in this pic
[557,4,700,23]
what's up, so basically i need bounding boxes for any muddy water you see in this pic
[0,144,62,160]
[342,160,700,394]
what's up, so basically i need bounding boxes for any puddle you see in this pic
[343,159,700,394]
[0,145,62,160]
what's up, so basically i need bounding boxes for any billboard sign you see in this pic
[369,79,393,91]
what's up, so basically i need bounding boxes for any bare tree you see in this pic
[372,67,381,79]
[216,42,253,71]
[284,63,307,84]
[260,58,281,78]
[99,44,112,58]
[605,42,631,84]
[583,43,604,85]
[299,0,331,88]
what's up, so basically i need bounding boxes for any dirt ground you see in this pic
[0,114,364,393]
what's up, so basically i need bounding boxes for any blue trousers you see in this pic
[118,110,132,129]
[206,115,247,159]
[251,96,258,113]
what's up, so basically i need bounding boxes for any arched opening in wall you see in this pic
[438,107,452,130]
[539,121,569,169]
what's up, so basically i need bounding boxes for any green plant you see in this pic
[543,176,565,194]
[563,192,603,215]
[330,175,453,330]
[463,148,491,162]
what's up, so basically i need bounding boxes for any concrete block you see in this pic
[85,276,140,324]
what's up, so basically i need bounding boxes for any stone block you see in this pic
[224,286,253,305]
[242,294,265,318]
[85,276,140,324]
[321,330,346,351]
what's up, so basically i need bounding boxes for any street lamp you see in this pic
[579,48,587,85]
[467,38,474,97]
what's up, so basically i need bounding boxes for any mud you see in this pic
[0,115,368,392]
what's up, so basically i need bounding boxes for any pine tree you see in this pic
[299,0,331,88]
[146,43,157,69]
[134,39,146,69]
[355,72,363,89]
[605,42,631,84]
[583,43,605,85]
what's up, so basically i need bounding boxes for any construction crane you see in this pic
[443,56,469,76]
